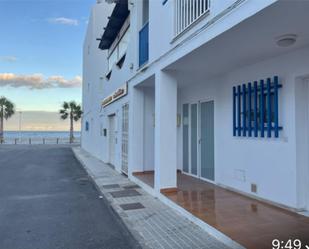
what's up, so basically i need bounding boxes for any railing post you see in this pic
[43,138,45,144]
[57,138,59,144]
[274,76,279,138]
[29,138,31,145]
[260,80,265,137]
[15,138,17,145]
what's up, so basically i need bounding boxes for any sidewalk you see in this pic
[73,147,239,249]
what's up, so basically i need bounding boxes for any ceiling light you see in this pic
[275,34,297,47]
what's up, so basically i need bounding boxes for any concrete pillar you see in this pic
[128,85,145,176]
[154,70,177,192]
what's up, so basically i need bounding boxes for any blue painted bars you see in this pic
[242,84,247,136]
[237,85,241,136]
[233,76,282,138]
[260,80,265,137]
[248,83,252,137]
[233,87,236,136]
[266,78,272,137]
[254,81,258,137]
[274,76,279,137]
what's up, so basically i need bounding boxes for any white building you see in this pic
[82,0,309,231]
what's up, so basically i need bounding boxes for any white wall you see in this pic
[178,46,309,209]
[143,87,155,171]
[82,2,114,159]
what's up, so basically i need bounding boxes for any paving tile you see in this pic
[123,184,141,189]
[102,184,120,189]
[120,202,145,211]
[110,189,142,198]
[73,147,235,249]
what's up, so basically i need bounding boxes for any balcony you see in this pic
[175,0,209,36]
[139,22,149,67]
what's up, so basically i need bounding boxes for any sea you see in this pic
[2,131,81,144]
[4,131,81,139]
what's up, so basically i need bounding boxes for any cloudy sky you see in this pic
[0,0,95,131]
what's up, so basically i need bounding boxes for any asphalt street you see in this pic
[0,145,140,249]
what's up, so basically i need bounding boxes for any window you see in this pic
[118,29,130,58]
[85,121,89,131]
[108,48,118,71]
[233,76,282,138]
[139,22,149,67]
[107,27,130,72]
[142,0,149,26]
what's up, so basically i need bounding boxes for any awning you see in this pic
[98,0,129,50]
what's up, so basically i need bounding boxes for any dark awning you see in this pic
[98,0,129,50]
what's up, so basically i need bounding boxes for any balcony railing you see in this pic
[175,0,209,36]
[139,22,149,67]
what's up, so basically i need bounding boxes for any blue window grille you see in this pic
[233,76,282,138]
[139,22,149,67]
[85,121,89,131]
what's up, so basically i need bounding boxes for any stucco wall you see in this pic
[178,46,309,209]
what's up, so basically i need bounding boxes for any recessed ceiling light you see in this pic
[275,34,297,47]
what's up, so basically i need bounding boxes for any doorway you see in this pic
[182,100,215,182]
[109,115,116,166]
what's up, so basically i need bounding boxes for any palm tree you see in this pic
[0,97,15,143]
[59,101,82,144]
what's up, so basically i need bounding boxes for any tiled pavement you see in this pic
[73,147,239,249]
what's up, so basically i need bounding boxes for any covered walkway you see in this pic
[135,172,309,249]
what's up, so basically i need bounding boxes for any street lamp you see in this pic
[19,111,22,141]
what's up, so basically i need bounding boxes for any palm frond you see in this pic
[0,97,15,120]
[59,109,68,115]
[72,104,82,121]
[60,113,69,120]
[62,102,69,110]
[69,101,77,109]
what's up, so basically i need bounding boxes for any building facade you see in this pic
[82,0,309,216]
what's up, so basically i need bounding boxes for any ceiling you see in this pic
[166,0,309,77]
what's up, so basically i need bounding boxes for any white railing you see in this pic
[175,0,209,36]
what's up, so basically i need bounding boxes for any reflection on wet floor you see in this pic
[134,171,309,249]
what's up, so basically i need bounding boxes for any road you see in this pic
[0,145,140,249]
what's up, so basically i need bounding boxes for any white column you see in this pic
[128,85,144,176]
[154,70,177,191]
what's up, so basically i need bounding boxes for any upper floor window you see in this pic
[142,0,149,25]
[108,25,130,72]
[139,0,149,67]
[175,0,210,36]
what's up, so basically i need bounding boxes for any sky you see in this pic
[0,0,95,131]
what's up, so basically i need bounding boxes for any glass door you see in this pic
[200,101,214,181]
[190,104,198,176]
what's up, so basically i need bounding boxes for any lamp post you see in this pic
[19,111,22,141]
